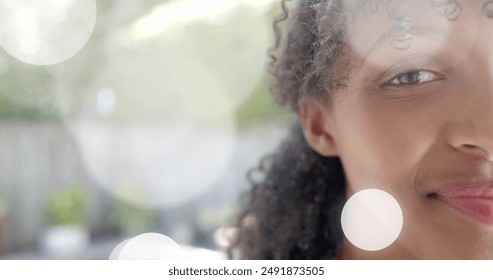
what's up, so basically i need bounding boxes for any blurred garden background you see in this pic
[0,0,290,259]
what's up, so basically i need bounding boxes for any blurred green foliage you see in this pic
[46,186,87,226]
[0,57,60,121]
[235,76,288,127]
[198,206,235,229]
[0,0,290,125]
[109,198,155,235]
[0,97,60,121]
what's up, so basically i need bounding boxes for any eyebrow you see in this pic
[362,25,450,63]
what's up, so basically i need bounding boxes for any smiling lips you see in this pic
[434,185,493,225]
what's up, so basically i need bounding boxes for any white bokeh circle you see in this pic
[65,36,238,209]
[116,233,185,260]
[341,188,403,251]
[0,0,97,65]
[108,238,131,260]
[67,118,236,209]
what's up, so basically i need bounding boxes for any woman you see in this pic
[232,0,493,259]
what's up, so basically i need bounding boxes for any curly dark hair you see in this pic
[231,0,349,260]
[231,0,493,260]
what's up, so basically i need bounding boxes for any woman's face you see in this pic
[311,1,493,259]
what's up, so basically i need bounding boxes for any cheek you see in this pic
[331,93,442,195]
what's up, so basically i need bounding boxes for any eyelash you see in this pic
[382,69,443,88]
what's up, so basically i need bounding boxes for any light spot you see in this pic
[67,118,236,209]
[213,227,237,248]
[114,233,185,260]
[66,62,238,209]
[341,188,403,251]
[96,88,116,116]
[108,238,131,260]
[0,0,97,65]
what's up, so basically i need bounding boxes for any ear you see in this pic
[299,99,339,157]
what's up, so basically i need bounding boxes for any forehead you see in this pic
[345,0,491,63]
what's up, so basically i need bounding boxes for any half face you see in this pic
[306,0,493,259]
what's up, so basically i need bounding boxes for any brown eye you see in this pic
[386,70,439,86]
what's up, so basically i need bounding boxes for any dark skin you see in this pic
[234,0,493,260]
[302,0,493,259]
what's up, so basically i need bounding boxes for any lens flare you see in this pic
[112,233,185,260]
[0,0,97,65]
[341,188,403,251]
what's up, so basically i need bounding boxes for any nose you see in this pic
[445,75,493,161]
[446,121,493,161]
[444,17,493,161]
[444,40,493,161]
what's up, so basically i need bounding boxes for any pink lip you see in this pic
[435,185,493,225]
